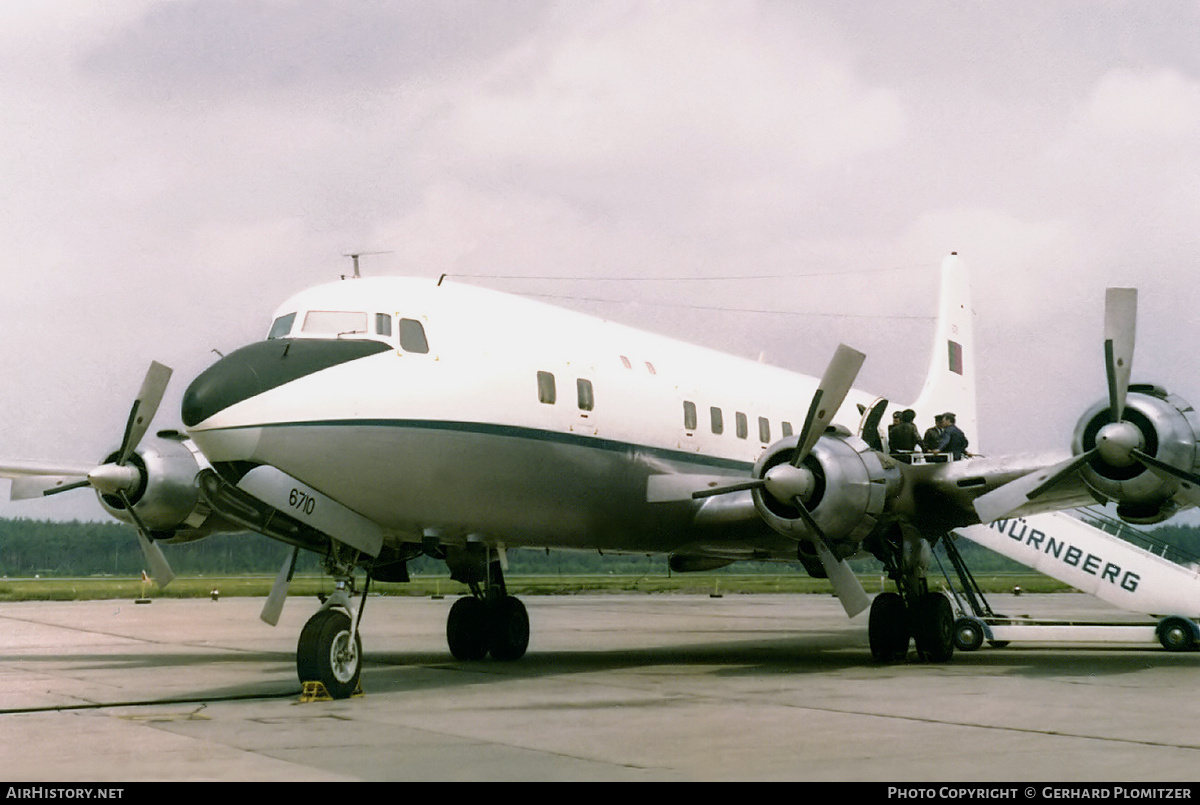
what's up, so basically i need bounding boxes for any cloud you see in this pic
[1081,67,1200,140]
[79,0,551,100]
[442,3,905,213]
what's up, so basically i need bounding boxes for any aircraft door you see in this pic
[858,396,888,452]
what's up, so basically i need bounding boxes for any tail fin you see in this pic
[907,253,978,450]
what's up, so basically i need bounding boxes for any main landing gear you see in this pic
[868,589,954,663]
[867,527,954,663]
[444,545,529,662]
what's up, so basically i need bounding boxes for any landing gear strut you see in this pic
[866,526,954,663]
[445,545,529,662]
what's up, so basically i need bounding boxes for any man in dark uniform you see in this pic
[936,412,969,460]
[922,416,943,454]
[888,409,921,453]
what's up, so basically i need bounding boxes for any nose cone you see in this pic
[182,338,392,427]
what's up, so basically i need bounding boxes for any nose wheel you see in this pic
[297,608,362,699]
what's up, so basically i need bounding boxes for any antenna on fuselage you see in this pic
[341,251,393,279]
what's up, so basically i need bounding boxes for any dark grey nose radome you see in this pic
[182,338,391,427]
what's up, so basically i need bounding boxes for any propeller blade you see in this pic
[974,287,1143,524]
[794,344,865,467]
[784,495,868,616]
[40,479,92,497]
[119,490,175,588]
[1128,449,1200,507]
[118,362,173,466]
[973,450,1097,523]
[261,546,299,626]
[690,479,765,499]
[135,530,176,589]
[648,474,751,503]
[1104,288,1137,423]
[809,530,871,618]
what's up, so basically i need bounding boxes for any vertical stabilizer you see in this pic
[907,253,978,450]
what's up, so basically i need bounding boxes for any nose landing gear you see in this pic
[297,567,366,699]
[298,607,362,699]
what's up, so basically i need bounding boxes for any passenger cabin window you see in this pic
[399,318,429,354]
[577,379,594,411]
[710,407,724,434]
[683,401,697,431]
[758,416,771,443]
[303,310,367,336]
[782,421,794,437]
[736,412,748,439]
[537,371,556,404]
[375,313,392,337]
[267,312,296,339]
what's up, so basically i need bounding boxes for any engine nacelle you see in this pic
[97,435,211,540]
[751,431,901,547]
[1072,385,1200,524]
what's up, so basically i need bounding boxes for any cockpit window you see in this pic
[399,318,429,353]
[267,312,296,339]
[302,311,368,336]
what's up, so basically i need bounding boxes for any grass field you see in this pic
[0,572,1071,601]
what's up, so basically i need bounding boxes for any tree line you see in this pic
[3,516,1198,580]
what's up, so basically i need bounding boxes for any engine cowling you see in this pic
[1072,385,1200,524]
[97,435,211,540]
[751,430,901,547]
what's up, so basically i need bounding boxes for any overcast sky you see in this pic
[2,1,1199,521]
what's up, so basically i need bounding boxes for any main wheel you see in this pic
[297,609,362,699]
[447,596,489,660]
[1158,617,1197,652]
[952,617,985,652]
[913,593,954,663]
[869,592,909,661]
[488,596,529,661]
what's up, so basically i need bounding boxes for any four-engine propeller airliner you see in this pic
[4,254,1200,698]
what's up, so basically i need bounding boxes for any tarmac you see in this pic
[0,592,1197,782]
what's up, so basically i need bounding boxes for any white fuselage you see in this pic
[184,277,880,557]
